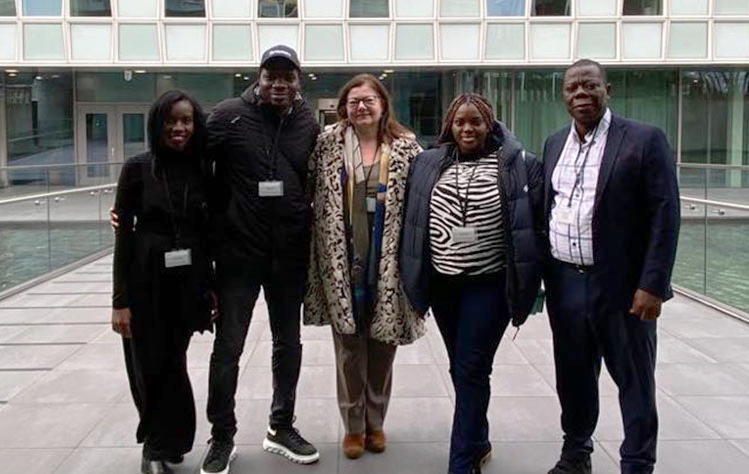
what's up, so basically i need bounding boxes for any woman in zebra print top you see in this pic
[401,93,544,474]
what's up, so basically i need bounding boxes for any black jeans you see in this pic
[207,258,304,440]
[431,272,510,474]
[546,260,658,474]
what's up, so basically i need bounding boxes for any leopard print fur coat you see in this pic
[304,122,426,346]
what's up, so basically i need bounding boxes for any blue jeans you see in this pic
[431,272,510,474]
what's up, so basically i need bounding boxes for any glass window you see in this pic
[118,0,157,17]
[485,24,525,59]
[394,0,432,17]
[23,0,62,15]
[304,25,344,61]
[165,0,205,17]
[70,0,111,16]
[440,24,480,60]
[576,23,616,59]
[118,24,160,61]
[714,23,749,59]
[530,23,570,59]
[213,25,253,61]
[303,0,343,17]
[76,72,156,102]
[668,22,707,59]
[670,0,708,15]
[395,24,434,60]
[23,24,65,59]
[487,0,525,16]
[621,23,662,59]
[0,23,16,59]
[157,73,233,105]
[165,24,207,61]
[577,0,615,16]
[513,71,569,154]
[349,24,389,61]
[715,0,749,15]
[211,0,251,17]
[440,0,479,17]
[71,24,112,61]
[257,25,298,55]
[531,0,570,16]
[5,73,74,168]
[258,0,297,17]
[390,71,444,145]
[350,0,387,17]
[0,0,17,15]
[622,0,662,15]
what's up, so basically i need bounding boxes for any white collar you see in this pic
[569,108,612,145]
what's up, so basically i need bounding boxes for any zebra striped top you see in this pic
[429,153,506,276]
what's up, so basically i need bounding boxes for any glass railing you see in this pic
[0,162,124,200]
[0,184,116,293]
[678,163,749,203]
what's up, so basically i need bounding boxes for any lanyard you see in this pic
[453,150,481,227]
[261,114,286,180]
[567,123,600,207]
[160,167,190,246]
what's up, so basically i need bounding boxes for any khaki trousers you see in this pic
[332,329,397,435]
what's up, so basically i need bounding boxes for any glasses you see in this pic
[346,95,379,109]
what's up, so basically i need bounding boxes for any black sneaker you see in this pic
[201,438,237,474]
[547,456,592,474]
[262,425,320,464]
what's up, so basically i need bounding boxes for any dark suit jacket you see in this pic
[542,114,680,307]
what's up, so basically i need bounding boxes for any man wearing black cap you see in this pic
[200,45,320,474]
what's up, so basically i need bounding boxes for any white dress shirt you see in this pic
[550,108,612,266]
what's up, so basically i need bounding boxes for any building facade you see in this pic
[0,0,747,187]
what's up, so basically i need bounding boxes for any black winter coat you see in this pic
[400,122,544,327]
[206,86,320,273]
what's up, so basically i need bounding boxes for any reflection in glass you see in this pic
[165,0,205,17]
[531,0,570,16]
[258,0,297,17]
[390,72,443,146]
[23,0,62,15]
[122,114,147,161]
[487,0,524,16]
[623,0,662,15]
[350,0,388,17]
[70,0,111,16]
[86,113,109,178]
[0,0,16,15]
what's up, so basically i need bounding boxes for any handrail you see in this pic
[681,196,749,213]
[0,162,124,172]
[0,183,117,206]
[677,163,749,171]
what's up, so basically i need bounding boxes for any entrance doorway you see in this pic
[76,104,149,184]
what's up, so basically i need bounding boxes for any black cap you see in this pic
[260,45,301,71]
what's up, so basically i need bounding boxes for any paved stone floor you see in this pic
[1,255,749,474]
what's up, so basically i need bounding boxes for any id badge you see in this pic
[164,248,192,268]
[366,197,376,213]
[452,226,478,244]
[258,180,284,197]
[556,206,576,225]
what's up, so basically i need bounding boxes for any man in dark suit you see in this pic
[542,59,680,474]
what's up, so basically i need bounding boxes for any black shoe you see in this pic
[263,425,320,464]
[201,438,237,474]
[547,456,592,474]
[141,457,173,474]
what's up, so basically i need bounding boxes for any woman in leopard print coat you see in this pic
[304,74,425,459]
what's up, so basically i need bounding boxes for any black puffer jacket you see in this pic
[400,122,544,327]
[206,86,320,272]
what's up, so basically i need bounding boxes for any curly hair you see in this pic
[437,93,495,147]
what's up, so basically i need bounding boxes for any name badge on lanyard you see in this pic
[258,180,284,197]
[452,226,478,244]
[366,197,376,213]
[164,248,192,268]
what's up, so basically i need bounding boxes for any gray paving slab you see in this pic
[8,324,107,344]
[0,344,80,370]
[11,369,129,404]
[675,396,749,438]
[0,403,110,448]
[0,448,73,474]
[0,370,46,402]
[656,363,749,396]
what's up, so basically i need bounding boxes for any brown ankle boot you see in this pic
[343,433,365,459]
[365,430,386,453]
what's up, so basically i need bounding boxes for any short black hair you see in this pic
[567,58,607,82]
[147,89,207,157]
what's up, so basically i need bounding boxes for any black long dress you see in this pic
[113,149,213,460]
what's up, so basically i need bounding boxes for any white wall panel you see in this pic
[349,24,389,61]
[395,0,433,17]
[440,24,479,60]
[622,22,662,59]
[530,23,570,60]
[119,23,160,61]
[257,24,299,54]
[576,23,616,59]
[303,0,343,18]
[118,0,157,18]
[213,25,253,61]
[0,23,16,60]
[714,0,749,15]
[440,0,479,17]
[304,24,344,60]
[577,0,616,16]
[71,24,112,61]
[670,0,708,16]
[485,23,524,59]
[668,22,707,58]
[395,24,434,60]
[714,23,749,59]
[24,23,64,60]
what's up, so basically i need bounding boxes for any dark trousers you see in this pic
[207,259,304,440]
[431,272,510,474]
[124,306,195,460]
[546,260,658,474]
